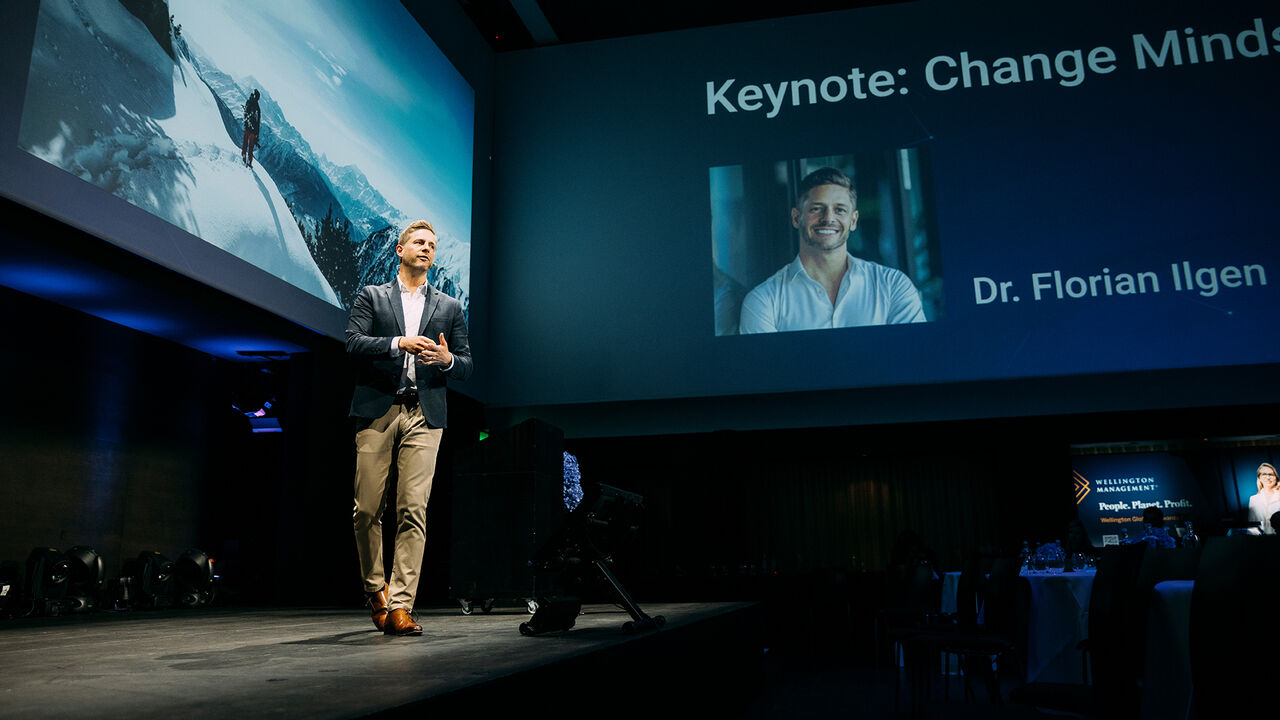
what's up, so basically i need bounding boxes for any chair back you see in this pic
[1191,535,1280,717]
[1136,546,1200,587]
[1127,547,1200,683]
[883,563,940,615]
[1087,543,1147,719]
[978,557,1019,638]
[953,554,982,625]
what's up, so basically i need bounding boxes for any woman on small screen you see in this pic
[1247,462,1280,534]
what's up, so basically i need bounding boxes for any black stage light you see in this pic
[24,547,69,616]
[120,551,175,609]
[228,363,283,433]
[580,484,645,559]
[518,597,582,636]
[173,548,215,607]
[521,483,664,636]
[62,545,105,613]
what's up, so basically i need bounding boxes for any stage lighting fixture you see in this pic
[521,483,664,636]
[581,484,645,559]
[24,547,69,616]
[518,597,582,636]
[173,548,216,607]
[228,363,282,433]
[247,415,282,433]
[62,545,105,613]
[120,551,175,609]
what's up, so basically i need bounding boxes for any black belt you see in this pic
[394,391,419,406]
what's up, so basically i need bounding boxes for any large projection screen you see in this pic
[1,0,474,338]
[488,0,1280,414]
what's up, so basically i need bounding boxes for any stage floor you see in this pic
[0,602,759,718]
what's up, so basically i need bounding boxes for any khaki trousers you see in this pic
[352,400,443,612]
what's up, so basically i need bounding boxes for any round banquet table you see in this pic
[1020,571,1095,684]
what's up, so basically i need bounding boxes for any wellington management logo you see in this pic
[1073,470,1091,505]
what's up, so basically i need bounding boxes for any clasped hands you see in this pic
[399,333,452,366]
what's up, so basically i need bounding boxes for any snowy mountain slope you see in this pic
[356,225,400,289]
[19,0,338,306]
[186,54,354,232]
[318,157,406,243]
[183,37,470,312]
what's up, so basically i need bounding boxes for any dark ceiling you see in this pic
[456,0,911,52]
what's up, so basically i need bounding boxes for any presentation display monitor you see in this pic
[1073,452,1206,546]
[2,0,474,338]
[1073,442,1280,544]
[489,0,1280,414]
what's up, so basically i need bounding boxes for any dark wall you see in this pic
[0,284,486,607]
[0,286,215,573]
[562,402,1277,599]
[0,282,345,604]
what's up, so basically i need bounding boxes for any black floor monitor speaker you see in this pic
[450,418,564,613]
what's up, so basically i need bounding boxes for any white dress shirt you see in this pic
[1248,491,1280,534]
[739,253,926,334]
[389,279,453,391]
[392,279,428,391]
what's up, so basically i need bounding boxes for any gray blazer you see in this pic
[345,281,472,426]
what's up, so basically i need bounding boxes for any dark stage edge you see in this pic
[0,602,761,718]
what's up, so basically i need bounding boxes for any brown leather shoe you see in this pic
[384,608,422,636]
[367,585,389,631]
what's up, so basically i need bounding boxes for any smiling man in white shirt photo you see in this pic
[739,167,926,334]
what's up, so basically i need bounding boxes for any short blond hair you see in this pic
[1258,462,1278,491]
[398,219,436,246]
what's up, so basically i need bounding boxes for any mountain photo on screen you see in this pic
[18,0,474,314]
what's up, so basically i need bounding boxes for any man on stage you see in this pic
[346,220,472,636]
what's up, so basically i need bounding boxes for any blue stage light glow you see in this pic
[94,309,177,335]
[188,337,305,360]
[0,263,112,299]
[232,399,273,418]
[248,417,282,433]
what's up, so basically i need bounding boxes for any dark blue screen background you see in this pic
[488,0,1280,409]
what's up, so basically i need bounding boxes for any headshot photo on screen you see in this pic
[1247,462,1280,535]
[711,150,942,336]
